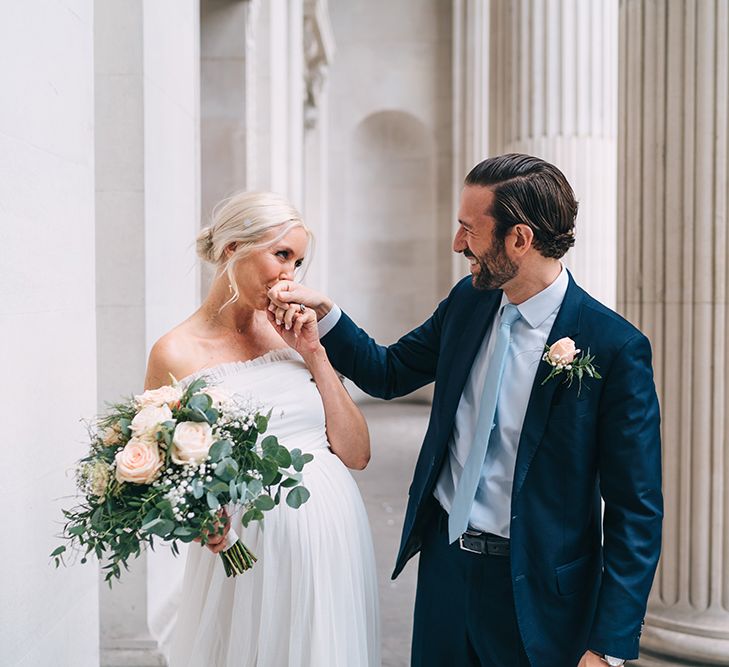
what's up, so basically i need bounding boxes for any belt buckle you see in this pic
[458,530,484,554]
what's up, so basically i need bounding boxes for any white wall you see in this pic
[0,1,99,665]
[327,0,453,348]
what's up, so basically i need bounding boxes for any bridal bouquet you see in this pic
[51,376,312,584]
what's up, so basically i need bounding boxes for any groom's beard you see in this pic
[468,239,518,291]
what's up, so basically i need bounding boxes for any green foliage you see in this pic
[52,380,313,584]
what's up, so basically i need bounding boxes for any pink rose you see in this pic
[547,337,579,366]
[115,439,164,484]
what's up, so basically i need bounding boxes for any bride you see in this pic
[144,191,380,667]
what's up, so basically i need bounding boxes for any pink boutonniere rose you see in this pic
[541,337,601,396]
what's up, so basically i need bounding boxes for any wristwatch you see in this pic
[592,652,625,666]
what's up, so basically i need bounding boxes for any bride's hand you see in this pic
[267,305,322,358]
[267,280,333,322]
[195,508,231,554]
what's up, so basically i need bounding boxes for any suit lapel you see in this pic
[511,274,585,501]
[438,290,501,440]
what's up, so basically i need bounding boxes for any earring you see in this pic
[228,283,234,294]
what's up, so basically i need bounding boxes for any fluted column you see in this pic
[489,0,618,307]
[619,1,729,665]
[452,0,490,283]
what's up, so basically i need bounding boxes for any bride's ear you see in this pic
[224,242,238,259]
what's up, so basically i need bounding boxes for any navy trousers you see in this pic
[411,502,530,667]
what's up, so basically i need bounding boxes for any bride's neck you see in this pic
[202,282,259,335]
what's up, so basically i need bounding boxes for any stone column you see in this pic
[249,0,306,204]
[452,0,490,284]
[0,1,99,664]
[619,1,729,665]
[200,0,257,295]
[95,2,164,664]
[302,0,335,292]
[96,1,200,664]
[489,0,619,308]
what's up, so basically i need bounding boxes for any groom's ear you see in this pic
[509,224,534,256]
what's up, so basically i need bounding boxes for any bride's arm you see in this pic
[269,308,370,470]
[143,333,231,551]
[143,335,188,390]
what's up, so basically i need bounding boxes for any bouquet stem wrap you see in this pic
[220,528,257,576]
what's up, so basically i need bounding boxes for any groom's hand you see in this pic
[267,280,334,321]
[578,651,607,667]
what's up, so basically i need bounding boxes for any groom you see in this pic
[271,154,663,666]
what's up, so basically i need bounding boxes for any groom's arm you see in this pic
[320,301,445,399]
[588,332,663,660]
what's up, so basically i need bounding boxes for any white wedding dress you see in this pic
[167,348,380,667]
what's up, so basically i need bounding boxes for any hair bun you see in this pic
[196,226,216,262]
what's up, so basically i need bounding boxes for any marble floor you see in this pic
[352,400,430,667]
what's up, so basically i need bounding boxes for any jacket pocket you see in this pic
[555,553,594,595]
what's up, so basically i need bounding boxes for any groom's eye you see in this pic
[295,259,303,268]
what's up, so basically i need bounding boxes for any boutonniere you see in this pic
[541,337,601,396]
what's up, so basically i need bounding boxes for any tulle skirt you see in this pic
[167,446,380,667]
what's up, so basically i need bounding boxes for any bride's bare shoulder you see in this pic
[145,321,201,389]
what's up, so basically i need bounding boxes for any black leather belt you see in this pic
[458,529,510,557]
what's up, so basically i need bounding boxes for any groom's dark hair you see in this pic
[465,153,578,259]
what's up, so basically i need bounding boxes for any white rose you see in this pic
[171,422,214,464]
[201,386,233,411]
[135,385,182,409]
[130,405,173,439]
[115,439,164,484]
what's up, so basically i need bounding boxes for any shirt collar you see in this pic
[499,264,569,329]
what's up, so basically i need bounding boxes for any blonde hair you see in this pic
[196,191,313,308]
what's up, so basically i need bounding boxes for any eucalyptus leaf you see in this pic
[206,492,220,510]
[285,486,310,509]
[274,446,292,468]
[215,458,239,482]
[188,394,212,413]
[261,436,278,456]
[254,495,275,511]
[209,439,233,462]
[142,518,174,537]
[254,414,268,433]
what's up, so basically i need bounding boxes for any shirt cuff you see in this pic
[317,304,342,338]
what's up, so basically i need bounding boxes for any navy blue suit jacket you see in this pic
[322,274,663,666]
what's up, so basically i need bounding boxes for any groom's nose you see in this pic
[453,226,467,253]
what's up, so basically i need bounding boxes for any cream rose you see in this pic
[201,386,233,411]
[130,405,173,440]
[115,439,164,484]
[547,337,579,366]
[135,385,182,409]
[171,421,214,464]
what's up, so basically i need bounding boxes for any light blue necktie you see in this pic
[448,303,521,543]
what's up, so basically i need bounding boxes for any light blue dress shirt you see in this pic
[318,266,569,538]
[433,266,569,537]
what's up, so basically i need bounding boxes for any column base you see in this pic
[101,639,167,667]
[633,649,719,666]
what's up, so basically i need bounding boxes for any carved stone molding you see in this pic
[303,0,335,130]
